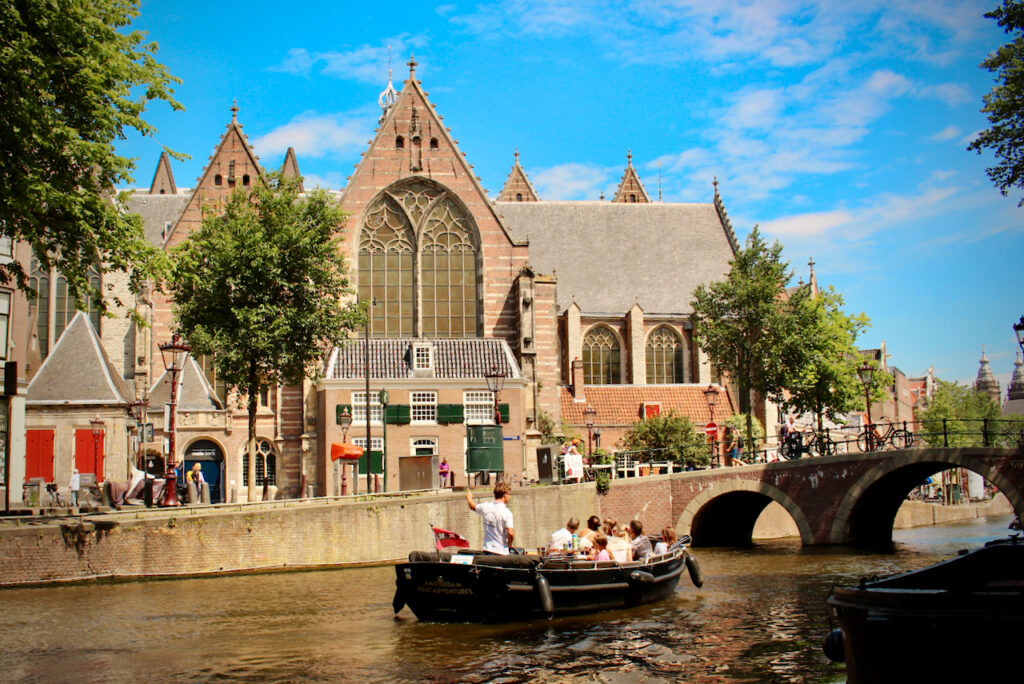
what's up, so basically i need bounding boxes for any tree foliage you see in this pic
[0,0,182,307]
[622,412,707,469]
[917,379,1024,446]
[782,287,873,431]
[171,173,362,498]
[968,0,1024,205]
[691,227,802,446]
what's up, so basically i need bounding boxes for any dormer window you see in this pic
[396,135,405,149]
[413,343,432,372]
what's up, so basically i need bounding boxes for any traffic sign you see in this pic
[705,422,718,438]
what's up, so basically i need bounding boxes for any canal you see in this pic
[0,515,1013,683]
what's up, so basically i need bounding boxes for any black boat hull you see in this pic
[395,549,691,622]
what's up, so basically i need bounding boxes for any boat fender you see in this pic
[823,628,845,662]
[685,555,704,588]
[629,570,656,585]
[534,573,554,617]
[392,587,406,615]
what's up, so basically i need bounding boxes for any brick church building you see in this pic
[10,59,738,505]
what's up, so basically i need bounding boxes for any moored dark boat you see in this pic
[394,545,703,623]
[824,535,1024,683]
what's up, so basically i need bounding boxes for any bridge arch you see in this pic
[829,448,1024,546]
[676,478,814,547]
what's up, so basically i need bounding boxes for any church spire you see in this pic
[378,46,399,124]
[280,147,304,193]
[1009,351,1024,402]
[149,150,177,195]
[975,345,1001,405]
[612,150,651,203]
[497,148,540,202]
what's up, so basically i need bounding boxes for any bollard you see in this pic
[187,481,198,505]
[201,482,211,504]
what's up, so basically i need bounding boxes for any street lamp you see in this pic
[378,388,389,493]
[856,361,874,427]
[128,399,150,506]
[1014,316,1024,354]
[338,405,352,495]
[703,385,718,466]
[89,417,105,482]
[583,406,597,458]
[484,366,506,425]
[158,333,191,507]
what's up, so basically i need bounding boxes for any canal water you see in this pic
[0,515,1013,683]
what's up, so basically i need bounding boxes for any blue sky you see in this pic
[119,0,1024,388]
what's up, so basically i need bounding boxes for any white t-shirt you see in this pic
[475,500,514,555]
[549,527,573,551]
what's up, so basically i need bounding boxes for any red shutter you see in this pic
[25,429,54,480]
[74,429,105,481]
[643,403,661,418]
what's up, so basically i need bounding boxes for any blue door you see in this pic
[184,440,224,503]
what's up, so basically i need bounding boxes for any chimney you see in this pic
[571,357,585,403]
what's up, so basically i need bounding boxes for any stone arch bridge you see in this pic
[599,448,1024,546]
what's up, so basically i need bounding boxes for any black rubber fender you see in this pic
[629,570,656,584]
[534,573,554,617]
[685,554,704,588]
[823,628,845,662]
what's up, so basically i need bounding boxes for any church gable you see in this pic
[497,150,540,202]
[612,151,651,203]
[280,146,304,192]
[149,151,177,195]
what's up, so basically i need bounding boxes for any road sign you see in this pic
[705,422,718,438]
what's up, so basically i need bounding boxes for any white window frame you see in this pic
[352,391,383,425]
[0,291,9,361]
[464,390,496,425]
[352,436,383,452]
[412,344,432,371]
[411,437,438,455]
[411,391,438,424]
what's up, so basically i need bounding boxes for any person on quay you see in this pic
[69,468,80,508]
[548,516,580,553]
[439,457,451,488]
[465,482,515,555]
[628,519,653,560]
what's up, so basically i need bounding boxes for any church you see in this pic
[9,59,739,504]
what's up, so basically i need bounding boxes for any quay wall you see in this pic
[0,485,598,587]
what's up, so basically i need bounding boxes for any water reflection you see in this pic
[0,516,1012,683]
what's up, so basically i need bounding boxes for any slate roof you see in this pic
[496,201,736,315]
[124,191,190,247]
[27,312,132,405]
[324,338,521,380]
[149,356,224,411]
[561,384,734,426]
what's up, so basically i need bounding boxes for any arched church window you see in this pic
[359,180,479,338]
[242,439,277,487]
[29,257,49,357]
[31,258,100,358]
[582,326,621,385]
[646,326,684,384]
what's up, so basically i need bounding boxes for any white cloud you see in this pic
[270,34,429,84]
[531,163,609,200]
[930,126,961,141]
[253,111,374,159]
[918,82,972,105]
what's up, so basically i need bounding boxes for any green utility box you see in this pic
[467,425,504,472]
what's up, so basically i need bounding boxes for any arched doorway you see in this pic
[184,439,225,503]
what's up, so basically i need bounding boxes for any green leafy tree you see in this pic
[622,412,707,469]
[0,0,182,307]
[171,173,362,499]
[691,227,802,448]
[783,287,873,431]
[968,0,1024,205]
[723,413,764,449]
[917,380,1024,446]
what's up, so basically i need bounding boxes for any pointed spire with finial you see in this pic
[657,160,663,202]
[975,344,1001,404]
[808,257,818,298]
[408,54,418,78]
[497,147,539,202]
[378,45,399,124]
[1009,351,1024,401]
[612,149,650,203]
[231,100,239,124]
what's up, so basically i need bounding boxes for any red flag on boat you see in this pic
[432,525,470,551]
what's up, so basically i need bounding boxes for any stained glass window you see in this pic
[646,326,684,384]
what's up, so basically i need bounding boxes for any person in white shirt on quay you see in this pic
[465,482,515,554]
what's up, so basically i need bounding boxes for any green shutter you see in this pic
[499,403,510,424]
[336,404,352,425]
[397,404,411,425]
[358,450,384,474]
[385,404,411,425]
[385,404,398,424]
[437,404,464,424]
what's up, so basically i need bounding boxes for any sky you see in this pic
[118,0,1024,389]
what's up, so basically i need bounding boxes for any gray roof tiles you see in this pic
[124,192,190,247]
[149,356,224,412]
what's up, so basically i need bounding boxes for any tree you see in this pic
[170,173,362,500]
[917,380,1024,447]
[783,287,873,431]
[0,0,182,308]
[622,412,707,469]
[691,227,802,448]
[968,0,1024,205]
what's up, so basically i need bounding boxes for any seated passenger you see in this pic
[653,527,677,555]
[581,515,601,543]
[590,532,611,561]
[607,523,632,563]
[548,517,580,553]
[628,520,653,560]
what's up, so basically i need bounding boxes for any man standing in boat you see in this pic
[465,482,515,555]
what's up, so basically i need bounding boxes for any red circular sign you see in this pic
[705,422,718,437]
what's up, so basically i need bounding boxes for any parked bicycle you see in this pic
[805,429,837,457]
[781,431,804,460]
[857,419,914,452]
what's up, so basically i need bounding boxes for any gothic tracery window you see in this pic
[582,325,621,385]
[646,326,684,384]
[30,256,100,358]
[358,180,479,338]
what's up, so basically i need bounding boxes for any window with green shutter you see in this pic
[437,403,465,424]
[385,404,411,424]
[499,403,510,424]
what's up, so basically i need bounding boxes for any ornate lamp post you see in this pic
[484,366,506,425]
[158,334,191,507]
[89,417,105,481]
[379,388,389,493]
[703,385,718,466]
[1014,316,1024,353]
[128,399,150,506]
[339,405,352,495]
[583,406,597,458]
[856,361,875,427]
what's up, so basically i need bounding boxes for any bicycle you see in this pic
[805,429,837,457]
[780,431,804,460]
[857,420,913,452]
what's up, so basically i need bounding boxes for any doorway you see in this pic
[184,439,224,503]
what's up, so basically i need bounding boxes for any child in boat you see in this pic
[590,532,611,561]
[654,527,677,555]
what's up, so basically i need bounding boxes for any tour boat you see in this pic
[392,542,703,623]
[824,535,1024,683]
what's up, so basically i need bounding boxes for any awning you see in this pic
[331,442,364,461]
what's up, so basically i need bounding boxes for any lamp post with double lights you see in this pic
[1014,316,1024,354]
[583,406,597,459]
[703,385,718,466]
[484,366,506,425]
[89,417,105,482]
[158,334,191,507]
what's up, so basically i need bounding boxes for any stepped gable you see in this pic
[26,311,131,405]
[149,151,178,195]
[149,355,224,411]
[280,146,304,193]
[495,201,734,315]
[324,338,521,380]
[612,151,651,203]
[497,149,540,202]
